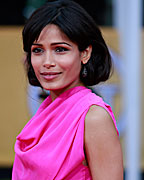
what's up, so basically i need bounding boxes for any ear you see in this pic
[80,45,92,64]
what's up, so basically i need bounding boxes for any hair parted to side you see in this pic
[23,0,112,87]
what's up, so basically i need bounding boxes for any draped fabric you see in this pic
[12,86,118,180]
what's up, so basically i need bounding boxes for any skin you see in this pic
[85,106,124,179]
[31,24,123,179]
[31,24,91,101]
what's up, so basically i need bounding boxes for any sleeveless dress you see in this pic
[12,86,118,180]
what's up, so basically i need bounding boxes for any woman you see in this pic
[12,0,123,179]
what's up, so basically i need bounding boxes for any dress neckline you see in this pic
[49,86,88,103]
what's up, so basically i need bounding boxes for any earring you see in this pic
[82,66,87,77]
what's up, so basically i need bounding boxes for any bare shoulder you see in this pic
[85,105,118,136]
[84,105,123,180]
[85,105,120,151]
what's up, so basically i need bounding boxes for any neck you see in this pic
[50,82,85,102]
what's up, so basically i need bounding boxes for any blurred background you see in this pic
[0,0,144,179]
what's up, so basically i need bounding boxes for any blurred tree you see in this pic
[0,1,143,27]
[23,0,47,19]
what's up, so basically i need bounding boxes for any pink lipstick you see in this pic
[40,72,62,80]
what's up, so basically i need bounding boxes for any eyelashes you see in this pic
[32,47,44,54]
[31,46,69,54]
[55,47,69,52]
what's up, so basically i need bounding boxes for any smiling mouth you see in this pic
[40,72,62,75]
[40,72,62,80]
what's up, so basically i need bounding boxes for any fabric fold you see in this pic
[12,86,118,180]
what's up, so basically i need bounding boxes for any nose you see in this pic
[43,51,56,68]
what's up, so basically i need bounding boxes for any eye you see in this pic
[32,47,44,54]
[55,47,69,53]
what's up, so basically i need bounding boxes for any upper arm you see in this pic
[84,105,123,180]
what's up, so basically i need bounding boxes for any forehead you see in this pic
[35,24,71,43]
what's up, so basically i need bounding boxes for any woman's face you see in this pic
[31,24,90,93]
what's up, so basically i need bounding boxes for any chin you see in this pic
[41,83,64,91]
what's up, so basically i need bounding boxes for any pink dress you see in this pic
[12,86,118,180]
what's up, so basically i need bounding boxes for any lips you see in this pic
[40,72,62,75]
[40,71,62,80]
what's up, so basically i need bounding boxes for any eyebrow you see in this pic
[32,42,72,47]
[32,43,43,46]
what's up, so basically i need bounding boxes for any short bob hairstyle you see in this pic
[23,0,112,87]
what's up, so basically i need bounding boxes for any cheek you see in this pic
[31,57,40,71]
[58,54,81,71]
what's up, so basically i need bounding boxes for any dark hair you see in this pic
[23,0,112,86]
